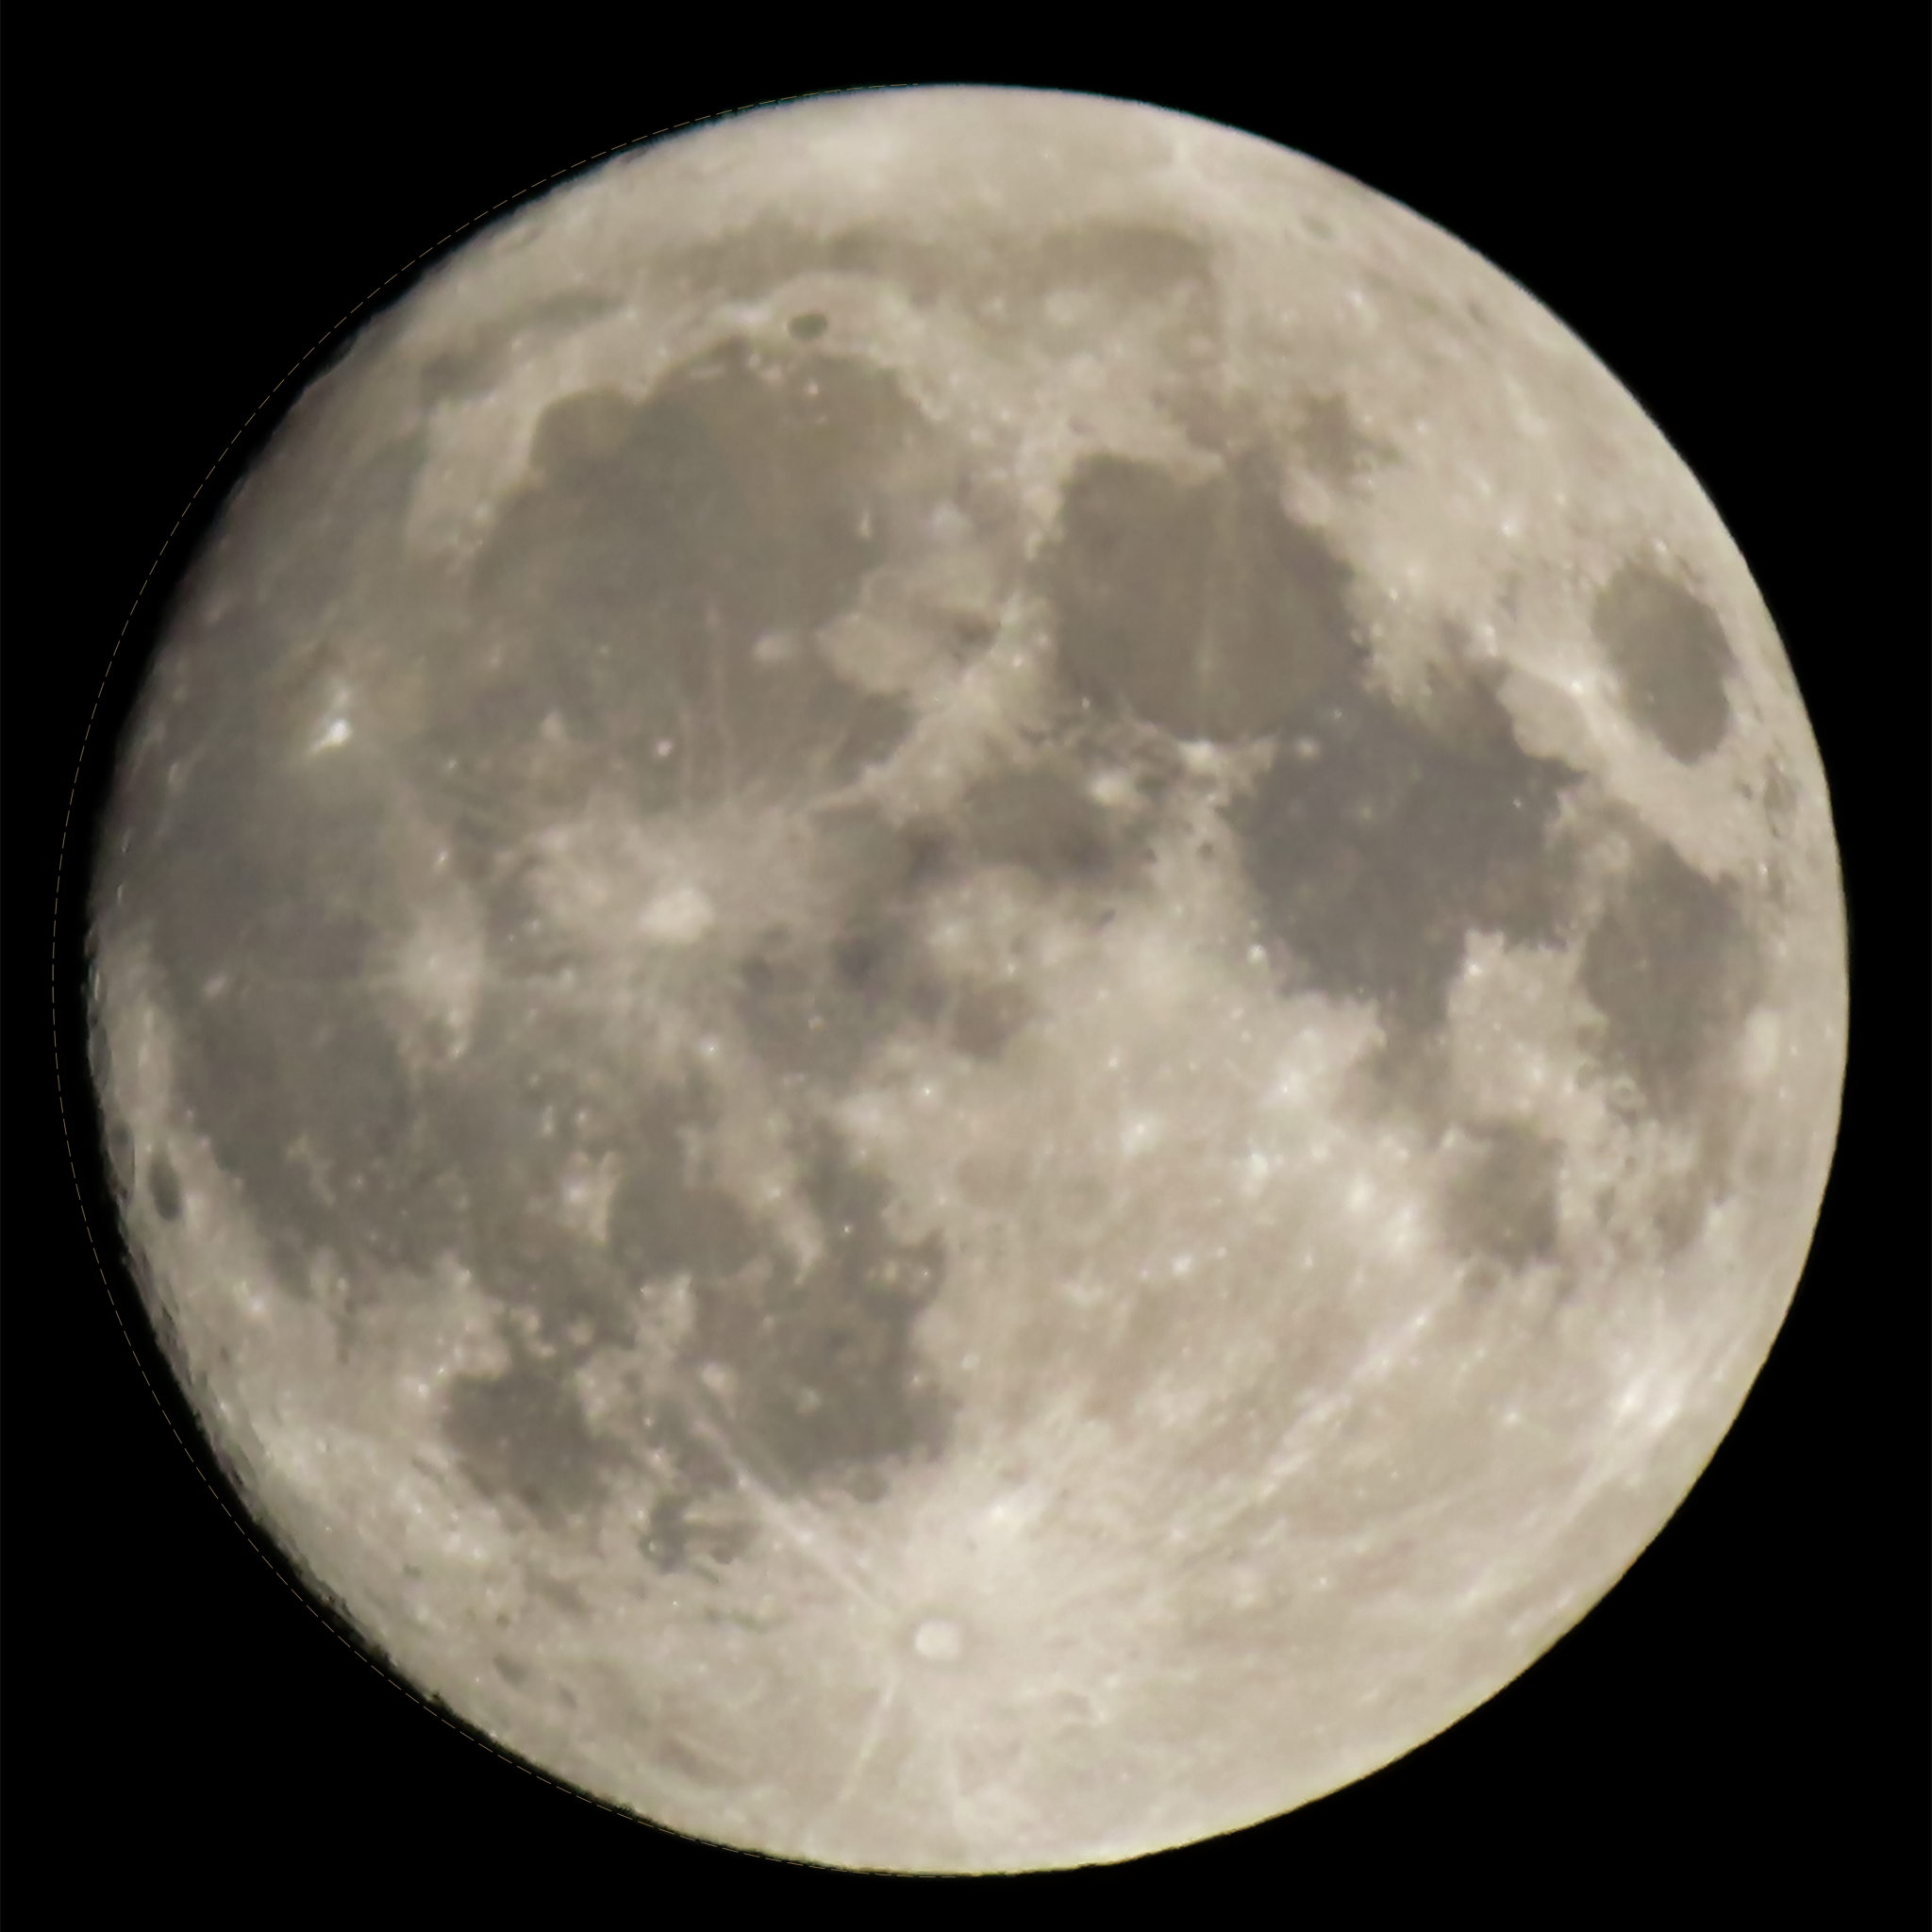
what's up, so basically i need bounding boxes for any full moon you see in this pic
[86,86,1846,1874]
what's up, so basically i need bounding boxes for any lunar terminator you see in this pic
[88,86,1846,1873]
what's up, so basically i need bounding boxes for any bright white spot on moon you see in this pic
[752,630,801,666]
[1740,1007,1781,1085]
[637,884,716,945]
[912,1617,966,1663]
[86,84,1844,1879]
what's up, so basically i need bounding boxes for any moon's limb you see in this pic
[88,86,1845,1874]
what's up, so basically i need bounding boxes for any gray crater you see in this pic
[146,1149,184,1222]
[1591,559,1734,763]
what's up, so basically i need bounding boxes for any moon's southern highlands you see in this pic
[88,87,1846,1873]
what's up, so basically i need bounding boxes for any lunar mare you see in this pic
[88,88,1844,1873]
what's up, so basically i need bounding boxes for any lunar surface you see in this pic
[87,87,1846,1874]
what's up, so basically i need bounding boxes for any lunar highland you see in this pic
[88,87,1846,1873]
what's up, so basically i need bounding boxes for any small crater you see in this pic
[949,980,1033,1060]
[911,1616,966,1664]
[147,1150,183,1222]
[787,311,829,341]
[493,1654,531,1689]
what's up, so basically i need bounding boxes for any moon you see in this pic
[84,85,1846,1874]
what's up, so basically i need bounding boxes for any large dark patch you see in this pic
[103,437,448,1291]
[416,1068,956,1536]
[955,766,1118,882]
[1232,673,1580,1035]
[445,337,928,824]
[1591,560,1734,763]
[125,724,437,1288]
[1580,836,1762,1122]
[1442,1119,1562,1273]
[734,916,940,1090]
[1038,449,1357,742]
[604,1090,763,1291]
[112,332,956,1298]
[443,1343,611,1529]
[725,772,1125,1089]
[681,1121,951,1499]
